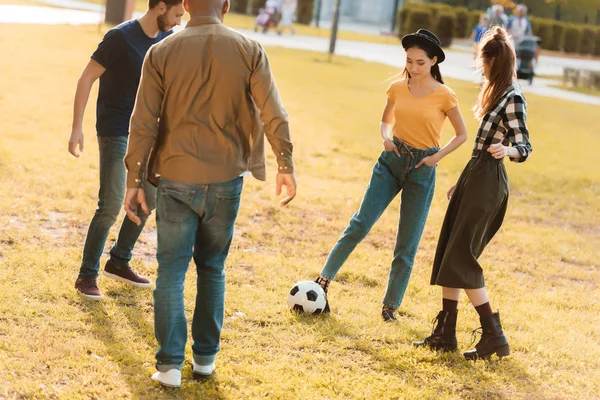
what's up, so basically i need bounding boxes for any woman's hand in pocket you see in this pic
[383,139,400,157]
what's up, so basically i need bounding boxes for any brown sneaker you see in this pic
[102,259,152,288]
[75,277,103,300]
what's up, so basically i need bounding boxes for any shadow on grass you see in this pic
[79,286,226,399]
[292,310,544,398]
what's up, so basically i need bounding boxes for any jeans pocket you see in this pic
[160,186,195,223]
[209,194,241,228]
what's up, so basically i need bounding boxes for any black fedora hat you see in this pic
[401,29,446,64]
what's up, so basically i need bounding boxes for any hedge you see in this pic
[229,0,248,14]
[398,2,598,55]
[296,0,314,25]
[563,25,582,54]
[435,12,456,47]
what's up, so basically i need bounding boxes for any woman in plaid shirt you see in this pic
[414,26,532,360]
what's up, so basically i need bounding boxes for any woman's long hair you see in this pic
[401,45,444,84]
[473,26,516,119]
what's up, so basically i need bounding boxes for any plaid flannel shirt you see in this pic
[473,83,532,163]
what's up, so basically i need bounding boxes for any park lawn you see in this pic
[0,21,599,400]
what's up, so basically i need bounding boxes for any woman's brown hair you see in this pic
[473,26,516,119]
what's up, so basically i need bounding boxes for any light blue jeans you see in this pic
[321,138,438,309]
[78,136,156,278]
[154,177,243,371]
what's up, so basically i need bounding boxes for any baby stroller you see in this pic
[515,36,539,84]
[254,1,281,33]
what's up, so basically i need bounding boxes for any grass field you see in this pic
[0,20,599,400]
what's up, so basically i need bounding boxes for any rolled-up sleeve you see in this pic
[125,46,164,187]
[249,43,294,174]
[504,94,532,163]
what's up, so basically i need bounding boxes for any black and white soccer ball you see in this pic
[287,281,327,315]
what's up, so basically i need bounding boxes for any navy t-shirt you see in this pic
[91,20,171,137]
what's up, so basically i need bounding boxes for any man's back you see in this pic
[127,16,293,187]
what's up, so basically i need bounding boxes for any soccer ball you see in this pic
[287,281,327,315]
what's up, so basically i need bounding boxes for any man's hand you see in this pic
[276,173,296,207]
[124,188,149,226]
[68,130,84,158]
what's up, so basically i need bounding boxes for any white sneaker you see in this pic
[151,369,181,388]
[192,360,216,377]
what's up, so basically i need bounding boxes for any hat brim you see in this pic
[401,35,446,64]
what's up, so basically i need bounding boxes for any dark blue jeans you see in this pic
[154,177,243,372]
[78,136,156,278]
[321,141,438,309]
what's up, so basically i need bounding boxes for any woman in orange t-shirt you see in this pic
[314,30,468,321]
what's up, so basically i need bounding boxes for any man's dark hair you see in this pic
[149,0,183,9]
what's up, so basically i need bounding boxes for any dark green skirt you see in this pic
[430,151,509,289]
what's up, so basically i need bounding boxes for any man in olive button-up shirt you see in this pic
[123,0,296,388]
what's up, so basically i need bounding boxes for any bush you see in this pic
[250,0,265,16]
[579,27,596,55]
[296,0,314,25]
[230,0,248,14]
[468,10,481,38]
[529,17,553,51]
[406,9,434,37]
[563,25,582,54]
[398,7,413,36]
[595,29,600,56]
[454,7,470,38]
[546,23,565,51]
[435,12,456,47]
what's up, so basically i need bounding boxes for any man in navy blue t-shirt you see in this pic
[68,0,185,300]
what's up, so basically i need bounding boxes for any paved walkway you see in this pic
[3,1,599,105]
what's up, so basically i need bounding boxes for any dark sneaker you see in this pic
[102,259,152,288]
[75,277,103,300]
[381,306,398,322]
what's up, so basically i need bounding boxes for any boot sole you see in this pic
[464,343,510,360]
[77,291,103,300]
[103,271,152,288]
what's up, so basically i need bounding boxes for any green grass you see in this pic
[550,83,600,97]
[0,21,599,400]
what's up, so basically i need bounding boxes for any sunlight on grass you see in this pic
[0,22,599,400]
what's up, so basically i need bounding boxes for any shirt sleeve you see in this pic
[503,94,532,163]
[124,45,164,188]
[91,29,125,70]
[249,42,294,174]
[385,81,396,100]
[443,88,458,113]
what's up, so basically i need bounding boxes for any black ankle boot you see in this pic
[413,310,458,352]
[314,277,330,313]
[464,312,510,360]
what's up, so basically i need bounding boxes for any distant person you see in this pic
[470,13,490,53]
[68,0,184,300]
[278,0,297,35]
[507,4,532,42]
[489,4,507,28]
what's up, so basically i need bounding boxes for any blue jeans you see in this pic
[78,136,156,278]
[320,139,438,309]
[154,177,243,371]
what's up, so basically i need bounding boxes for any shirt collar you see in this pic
[185,16,222,28]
